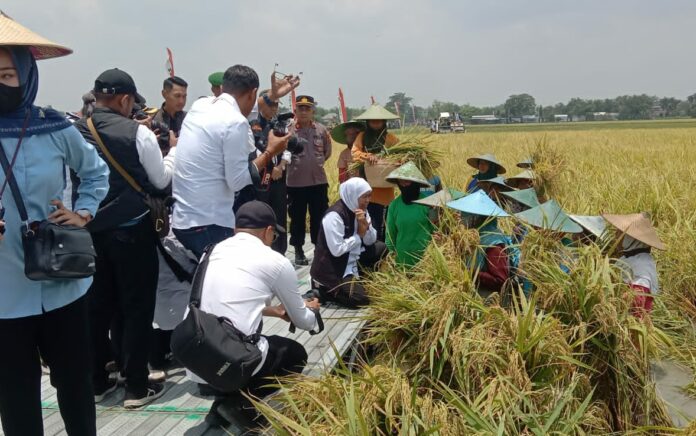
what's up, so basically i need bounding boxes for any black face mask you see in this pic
[0,84,23,114]
[399,183,421,205]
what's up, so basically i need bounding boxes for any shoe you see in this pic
[94,380,118,403]
[123,383,165,409]
[294,247,309,266]
[215,397,264,432]
[148,370,167,383]
[108,371,126,386]
[104,360,119,373]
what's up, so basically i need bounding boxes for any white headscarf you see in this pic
[339,178,372,211]
[620,235,660,293]
[622,235,649,252]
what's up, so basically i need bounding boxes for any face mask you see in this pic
[399,183,421,204]
[0,84,23,114]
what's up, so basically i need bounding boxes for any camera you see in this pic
[267,112,306,155]
[133,108,170,150]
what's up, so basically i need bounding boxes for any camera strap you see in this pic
[0,111,32,225]
[86,117,145,196]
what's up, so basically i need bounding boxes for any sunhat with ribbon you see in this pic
[505,169,537,188]
[501,188,540,209]
[330,121,366,144]
[602,212,666,250]
[515,200,583,233]
[569,215,607,239]
[414,188,465,208]
[466,153,507,174]
[355,104,399,121]
[0,11,72,60]
[385,161,430,187]
[447,190,510,217]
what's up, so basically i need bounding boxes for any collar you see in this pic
[160,103,184,119]
[233,231,266,246]
[295,120,315,129]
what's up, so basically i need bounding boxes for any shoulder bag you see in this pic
[86,117,172,238]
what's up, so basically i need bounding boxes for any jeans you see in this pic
[0,296,96,436]
[89,219,159,393]
[287,184,329,247]
[173,224,234,259]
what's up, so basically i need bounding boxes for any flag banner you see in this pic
[338,88,347,123]
[166,48,175,77]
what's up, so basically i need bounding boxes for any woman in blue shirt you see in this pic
[0,18,109,436]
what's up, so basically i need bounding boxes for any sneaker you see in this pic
[215,397,264,432]
[123,383,165,409]
[104,360,119,373]
[294,248,309,266]
[94,380,118,403]
[108,371,126,386]
[148,370,167,383]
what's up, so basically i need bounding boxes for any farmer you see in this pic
[568,214,607,245]
[447,191,515,298]
[505,169,536,190]
[414,187,465,226]
[603,213,665,318]
[384,162,436,268]
[351,104,400,241]
[331,120,365,183]
[477,175,514,208]
[310,178,387,308]
[500,188,540,214]
[465,153,506,193]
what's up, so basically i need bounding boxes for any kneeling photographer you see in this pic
[172,201,321,430]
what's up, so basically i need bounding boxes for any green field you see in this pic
[458,118,696,133]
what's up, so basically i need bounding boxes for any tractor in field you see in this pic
[432,112,465,133]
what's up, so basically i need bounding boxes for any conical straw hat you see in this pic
[515,200,583,233]
[569,215,607,239]
[413,188,464,208]
[0,11,72,60]
[385,161,430,187]
[505,170,536,188]
[477,176,514,192]
[602,212,666,250]
[355,104,399,120]
[446,190,510,217]
[330,121,365,144]
[501,188,540,209]
[517,157,534,169]
[466,153,507,174]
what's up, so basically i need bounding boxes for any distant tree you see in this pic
[616,94,655,120]
[504,93,536,117]
[686,94,696,117]
[566,98,590,117]
[387,92,413,118]
[659,97,681,117]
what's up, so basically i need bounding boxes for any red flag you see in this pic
[394,102,400,117]
[165,48,175,77]
[370,96,376,104]
[338,88,347,123]
[291,89,297,113]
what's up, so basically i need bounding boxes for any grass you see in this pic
[263,119,696,433]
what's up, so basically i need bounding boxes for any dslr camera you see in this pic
[265,112,306,155]
[133,107,170,151]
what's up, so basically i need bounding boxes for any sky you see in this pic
[4,0,695,112]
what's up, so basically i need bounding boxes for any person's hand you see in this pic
[168,130,178,149]
[270,73,301,100]
[134,115,152,129]
[0,220,5,242]
[305,298,321,311]
[266,130,292,157]
[367,154,379,165]
[271,165,283,181]
[48,200,91,227]
[355,209,369,237]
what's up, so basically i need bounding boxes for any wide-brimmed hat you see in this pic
[501,188,540,209]
[0,11,72,60]
[602,212,666,250]
[386,161,431,187]
[517,157,534,169]
[569,215,607,239]
[505,170,537,188]
[414,188,465,208]
[331,121,366,144]
[466,153,507,174]
[515,200,583,233]
[355,104,399,121]
[477,176,514,192]
[447,191,510,217]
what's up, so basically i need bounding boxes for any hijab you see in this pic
[0,46,71,138]
[339,177,372,211]
[474,164,499,181]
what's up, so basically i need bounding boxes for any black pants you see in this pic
[258,179,288,255]
[149,329,173,370]
[367,202,387,242]
[315,241,387,308]
[0,296,96,436]
[287,184,328,247]
[89,219,159,393]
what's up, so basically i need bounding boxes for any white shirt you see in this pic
[186,232,318,383]
[172,94,255,230]
[136,125,176,190]
[322,211,377,278]
[619,252,660,294]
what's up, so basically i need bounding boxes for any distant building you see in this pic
[469,115,503,124]
[591,112,619,121]
[554,114,570,122]
[651,104,667,119]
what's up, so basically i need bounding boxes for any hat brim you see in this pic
[385,176,431,187]
[330,121,365,144]
[134,92,146,105]
[0,13,72,60]
[602,213,666,250]
[466,157,507,174]
[296,102,315,107]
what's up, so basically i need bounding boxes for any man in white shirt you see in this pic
[172,65,296,258]
[189,201,321,429]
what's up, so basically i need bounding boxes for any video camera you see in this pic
[264,112,306,155]
[133,107,170,150]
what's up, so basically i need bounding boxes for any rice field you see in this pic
[266,121,696,434]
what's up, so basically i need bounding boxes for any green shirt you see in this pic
[386,196,435,268]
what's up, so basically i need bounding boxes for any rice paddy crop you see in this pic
[260,121,696,434]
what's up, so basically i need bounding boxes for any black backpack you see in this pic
[170,244,263,393]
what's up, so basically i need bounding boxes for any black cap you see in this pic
[295,95,316,106]
[93,68,145,104]
[236,201,286,233]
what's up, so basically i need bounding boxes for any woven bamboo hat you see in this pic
[569,215,607,239]
[466,153,507,174]
[515,200,583,233]
[330,121,365,144]
[501,188,540,209]
[505,170,537,188]
[0,11,72,60]
[447,190,510,217]
[414,188,465,208]
[517,157,534,169]
[602,212,666,250]
[355,104,399,120]
[386,161,430,187]
[477,176,514,192]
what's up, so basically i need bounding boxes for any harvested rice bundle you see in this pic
[528,135,567,200]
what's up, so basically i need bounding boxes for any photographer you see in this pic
[187,201,320,430]
[151,76,187,152]
[172,65,298,258]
